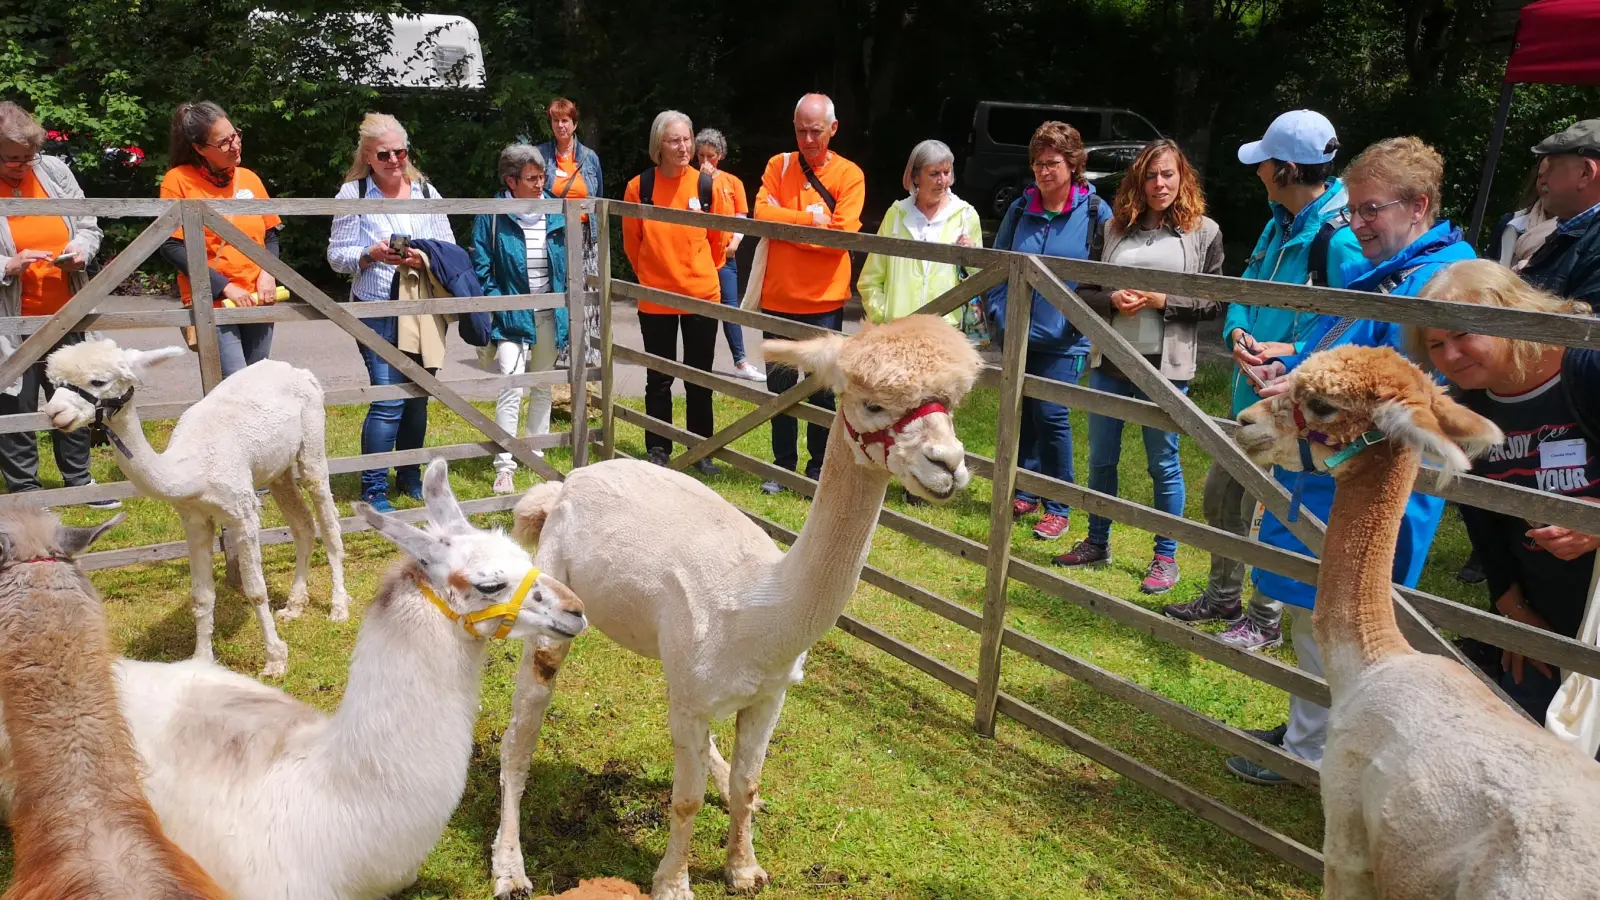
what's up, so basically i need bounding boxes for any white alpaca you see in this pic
[491,316,984,900]
[0,459,589,900]
[42,339,350,676]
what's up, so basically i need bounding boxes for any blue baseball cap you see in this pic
[1237,110,1339,166]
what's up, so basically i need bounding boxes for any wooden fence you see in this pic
[596,197,1600,879]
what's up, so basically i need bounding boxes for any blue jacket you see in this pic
[1222,179,1364,415]
[1251,223,1473,609]
[536,139,604,201]
[983,183,1108,356]
[469,204,570,347]
[390,238,482,301]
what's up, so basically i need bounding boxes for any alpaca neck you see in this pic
[1311,442,1417,688]
[105,404,200,499]
[769,417,891,655]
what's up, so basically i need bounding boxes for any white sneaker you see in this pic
[493,470,516,495]
[734,360,766,381]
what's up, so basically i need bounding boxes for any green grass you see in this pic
[0,361,1489,898]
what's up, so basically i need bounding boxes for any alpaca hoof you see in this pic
[492,873,532,900]
[726,864,770,893]
[651,877,695,900]
[275,607,305,621]
[260,658,288,678]
[329,594,351,623]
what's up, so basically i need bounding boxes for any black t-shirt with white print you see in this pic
[1459,348,1600,639]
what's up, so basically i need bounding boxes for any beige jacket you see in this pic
[392,249,452,369]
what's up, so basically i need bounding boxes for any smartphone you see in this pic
[52,252,76,266]
[1240,363,1270,391]
[389,233,411,257]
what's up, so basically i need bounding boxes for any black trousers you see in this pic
[639,311,719,454]
[763,307,845,474]
[0,331,92,493]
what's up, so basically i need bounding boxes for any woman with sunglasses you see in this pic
[158,100,282,377]
[327,112,457,512]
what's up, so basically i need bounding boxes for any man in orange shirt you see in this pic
[752,92,865,492]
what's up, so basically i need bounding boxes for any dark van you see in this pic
[955,102,1161,217]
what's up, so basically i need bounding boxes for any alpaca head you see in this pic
[358,459,587,642]
[0,506,123,568]
[42,339,187,433]
[1234,345,1503,477]
[763,315,983,501]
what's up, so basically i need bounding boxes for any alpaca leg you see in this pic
[708,734,731,799]
[1322,794,1379,900]
[231,516,289,677]
[492,636,572,900]
[653,705,711,900]
[724,690,785,892]
[269,477,316,621]
[298,408,351,621]
[182,513,218,664]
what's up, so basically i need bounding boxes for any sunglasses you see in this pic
[375,147,409,163]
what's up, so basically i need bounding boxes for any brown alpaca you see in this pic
[537,878,650,900]
[0,508,230,900]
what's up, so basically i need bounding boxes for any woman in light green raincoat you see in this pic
[858,140,983,327]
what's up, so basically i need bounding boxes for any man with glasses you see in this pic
[1521,120,1600,305]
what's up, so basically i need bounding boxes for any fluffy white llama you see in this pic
[42,339,350,677]
[0,459,587,900]
[493,316,983,900]
[1235,345,1600,899]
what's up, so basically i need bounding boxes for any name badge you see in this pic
[1540,438,1587,469]
[557,168,572,179]
[688,197,702,211]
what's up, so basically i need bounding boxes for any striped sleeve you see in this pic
[326,180,364,274]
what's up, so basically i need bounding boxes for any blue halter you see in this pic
[1285,427,1387,523]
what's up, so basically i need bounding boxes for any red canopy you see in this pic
[1504,0,1600,85]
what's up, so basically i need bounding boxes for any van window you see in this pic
[986,107,1102,146]
[1109,112,1158,142]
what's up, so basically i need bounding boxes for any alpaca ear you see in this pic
[1431,391,1505,460]
[128,346,188,371]
[357,502,441,563]
[422,458,473,535]
[762,333,847,390]
[1373,400,1473,474]
[58,512,125,557]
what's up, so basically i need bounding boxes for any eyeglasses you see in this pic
[374,147,409,163]
[1342,199,1404,223]
[206,131,243,151]
[518,172,547,186]
[1031,157,1069,172]
[663,137,693,149]
[0,154,38,167]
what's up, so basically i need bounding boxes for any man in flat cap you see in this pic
[1522,119,1600,303]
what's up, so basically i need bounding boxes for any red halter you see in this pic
[843,401,950,454]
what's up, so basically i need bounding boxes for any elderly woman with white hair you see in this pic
[471,143,571,495]
[0,102,115,507]
[623,109,735,471]
[327,112,457,512]
[857,139,981,327]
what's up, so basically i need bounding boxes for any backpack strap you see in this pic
[1085,193,1104,261]
[1560,349,1600,447]
[1375,263,1428,295]
[640,167,656,206]
[698,170,714,214]
[796,153,837,213]
[1306,208,1350,288]
[359,176,371,199]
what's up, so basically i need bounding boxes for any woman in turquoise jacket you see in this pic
[470,143,570,495]
[1223,136,1474,787]
[1163,110,1363,640]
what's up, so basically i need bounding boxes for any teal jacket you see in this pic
[1222,178,1363,415]
[470,206,570,347]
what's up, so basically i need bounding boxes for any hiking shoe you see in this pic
[1244,723,1288,746]
[804,462,822,482]
[734,360,766,381]
[1053,539,1110,568]
[1225,756,1288,786]
[1140,554,1180,595]
[1012,497,1040,518]
[761,479,785,495]
[693,458,719,476]
[1033,514,1070,540]
[1162,594,1243,624]
[493,470,516,495]
[647,447,671,467]
[1217,618,1283,652]
[394,477,423,501]
[80,479,122,510]
[363,492,396,514]
[1457,552,1486,585]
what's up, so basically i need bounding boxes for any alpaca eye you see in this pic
[89,378,108,388]
[475,580,507,595]
[1305,397,1338,418]
[864,403,884,415]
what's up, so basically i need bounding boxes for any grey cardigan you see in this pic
[1080,215,1223,382]
[0,155,103,318]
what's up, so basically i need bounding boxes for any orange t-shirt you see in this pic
[623,169,732,314]
[160,165,281,307]
[550,151,590,201]
[9,168,72,316]
[751,151,865,314]
[716,171,750,216]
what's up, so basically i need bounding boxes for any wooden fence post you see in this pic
[597,201,615,460]
[566,198,591,468]
[975,258,1032,737]
[181,202,223,393]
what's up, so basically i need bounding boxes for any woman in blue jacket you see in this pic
[471,143,570,496]
[983,121,1111,541]
[1225,136,1473,786]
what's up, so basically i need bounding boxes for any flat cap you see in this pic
[1533,119,1600,157]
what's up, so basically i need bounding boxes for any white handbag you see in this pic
[739,153,792,312]
[1546,559,1600,757]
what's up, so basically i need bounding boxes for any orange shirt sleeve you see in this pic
[823,163,865,234]
[707,177,732,270]
[622,175,643,272]
[161,168,188,241]
[728,174,749,216]
[753,155,811,226]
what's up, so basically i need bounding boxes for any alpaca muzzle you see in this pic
[417,568,544,640]
[51,382,135,457]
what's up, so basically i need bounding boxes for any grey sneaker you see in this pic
[1225,755,1288,786]
[647,447,671,467]
[1217,618,1284,651]
[1162,594,1242,624]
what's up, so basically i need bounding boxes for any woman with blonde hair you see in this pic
[1418,258,1599,725]
[1053,138,1223,594]
[326,112,457,511]
[857,139,981,327]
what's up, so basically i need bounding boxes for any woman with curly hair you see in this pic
[1052,139,1223,593]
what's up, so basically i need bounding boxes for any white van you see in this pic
[248,11,485,91]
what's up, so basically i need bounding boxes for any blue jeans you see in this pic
[358,316,436,499]
[717,258,746,364]
[1016,352,1084,517]
[218,323,273,378]
[1085,368,1188,557]
[764,307,844,474]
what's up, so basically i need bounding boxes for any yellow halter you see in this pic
[416,568,541,640]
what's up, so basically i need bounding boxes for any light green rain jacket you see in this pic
[858,192,983,326]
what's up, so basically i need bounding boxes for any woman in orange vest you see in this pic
[536,97,603,369]
[623,110,733,472]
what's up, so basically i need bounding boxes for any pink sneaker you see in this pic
[1012,497,1040,518]
[1032,514,1070,540]
[1053,540,1109,568]
[1140,554,1179,595]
